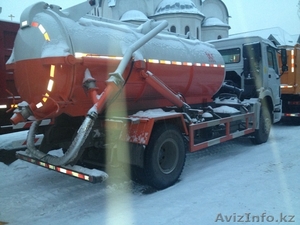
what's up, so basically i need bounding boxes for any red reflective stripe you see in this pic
[22,138,40,146]
[23,122,33,129]
[31,22,39,27]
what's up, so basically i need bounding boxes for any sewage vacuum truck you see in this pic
[7,1,287,189]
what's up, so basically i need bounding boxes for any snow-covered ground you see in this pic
[0,122,299,225]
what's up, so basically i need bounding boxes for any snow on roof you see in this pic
[0,19,19,24]
[120,10,148,22]
[292,34,300,44]
[230,27,298,47]
[202,17,230,27]
[154,0,204,16]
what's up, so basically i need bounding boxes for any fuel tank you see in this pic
[8,2,225,121]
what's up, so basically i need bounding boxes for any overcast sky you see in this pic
[222,0,300,35]
[0,0,299,35]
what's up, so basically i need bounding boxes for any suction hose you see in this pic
[26,109,97,166]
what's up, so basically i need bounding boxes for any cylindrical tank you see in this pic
[8,2,225,120]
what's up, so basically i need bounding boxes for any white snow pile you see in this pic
[0,131,28,150]
[132,108,178,117]
[213,105,240,114]
[0,131,43,150]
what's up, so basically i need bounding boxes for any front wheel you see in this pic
[143,124,186,190]
[251,106,271,144]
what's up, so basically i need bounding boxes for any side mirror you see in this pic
[281,49,288,73]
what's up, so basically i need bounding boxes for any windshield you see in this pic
[218,48,241,64]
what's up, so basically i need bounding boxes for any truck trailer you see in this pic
[7,1,287,189]
[0,20,20,134]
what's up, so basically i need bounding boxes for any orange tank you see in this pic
[8,2,225,122]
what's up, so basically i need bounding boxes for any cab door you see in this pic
[265,45,281,106]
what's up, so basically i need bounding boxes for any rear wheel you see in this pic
[251,105,271,144]
[143,124,186,190]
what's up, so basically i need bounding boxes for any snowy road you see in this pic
[0,122,299,225]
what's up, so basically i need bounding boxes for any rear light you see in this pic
[283,113,300,117]
[288,101,300,105]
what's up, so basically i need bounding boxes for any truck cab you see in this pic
[209,36,283,123]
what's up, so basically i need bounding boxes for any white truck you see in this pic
[210,36,287,143]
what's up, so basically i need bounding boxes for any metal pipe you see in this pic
[26,111,97,166]
[107,20,168,86]
[141,70,184,108]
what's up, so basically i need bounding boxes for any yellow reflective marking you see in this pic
[72,172,79,177]
[183,62,193,66]
[49,165,56,170]
[148,59,159,64]
[50,65,55,78]
[44,33,50,41]
[160,60,171,64]
[42,93,49,103]
[172,61,182,65]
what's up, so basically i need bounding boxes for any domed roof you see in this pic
[202,17,230,27]
[154,0,203,16]
[120,10,148,22]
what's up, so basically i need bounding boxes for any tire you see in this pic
[130,165,147,184]
[143,124,186,190]
[251,106,271,144]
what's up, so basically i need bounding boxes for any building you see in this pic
[90,0,231,41]
[201,0,230,40]
[89,0,299,45]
